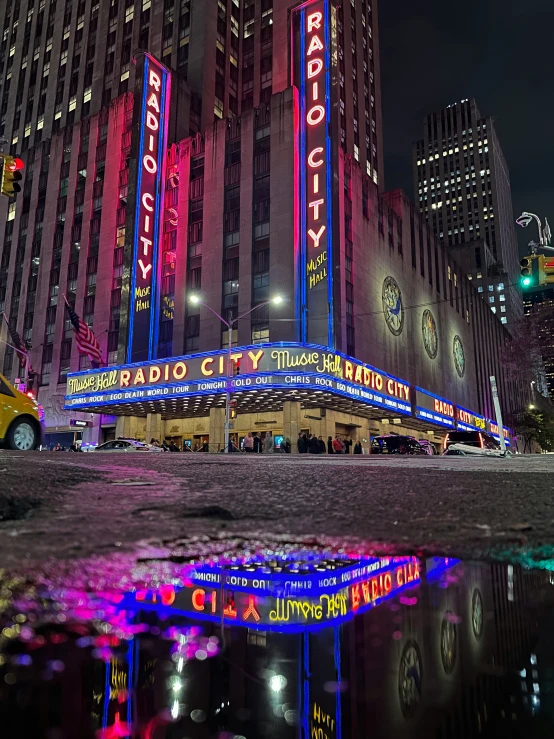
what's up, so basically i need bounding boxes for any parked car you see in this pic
[443,431,500,451]
[371,435,427,455]
[418,439,437,455]
[442,448,469,456]
[0,373,43,451]
[94,438,165,452]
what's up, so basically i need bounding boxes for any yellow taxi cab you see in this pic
[0,372,43,451]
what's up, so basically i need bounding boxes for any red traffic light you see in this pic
[5,157,24,172]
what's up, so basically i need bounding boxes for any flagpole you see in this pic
[1,313,31,390]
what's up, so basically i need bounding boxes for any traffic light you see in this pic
[520,255,547,288]
[1,155,24,197]
[229,400,237,419]
[233,358,241,376]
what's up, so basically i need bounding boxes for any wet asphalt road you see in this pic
[1,451,553,566]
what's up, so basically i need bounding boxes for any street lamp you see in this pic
[516,211,552,252]
[187,294,284,453]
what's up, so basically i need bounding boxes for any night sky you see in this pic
[378,0,554,255]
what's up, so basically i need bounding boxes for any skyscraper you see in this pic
[0,1,527,449]
[524,286,554,399]
[413,98,523,328]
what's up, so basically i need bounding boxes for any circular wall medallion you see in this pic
[453,335,465,378]
[382,276,404,336]
[398,640,422,718]
[440,612,458,674]
[472,589,483,640]
[422,309,438,359]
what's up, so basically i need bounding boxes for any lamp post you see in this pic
[516,212,552,252]
[188,294,284,453]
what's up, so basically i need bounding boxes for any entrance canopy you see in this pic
[64,342,508,437]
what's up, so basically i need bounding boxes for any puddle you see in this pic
[0,545,552,737]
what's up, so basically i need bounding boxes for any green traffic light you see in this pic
[521,276,532,287]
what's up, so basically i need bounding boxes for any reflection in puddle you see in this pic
[0,549,552,737]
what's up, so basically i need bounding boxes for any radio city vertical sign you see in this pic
[292,0,334,348]
[127,53,171,363]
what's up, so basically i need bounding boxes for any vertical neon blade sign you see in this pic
[127,53,171,363]
[292,0,334,348]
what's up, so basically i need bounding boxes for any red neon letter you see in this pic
[146,111,159,131]
[307,35,324,56]
[351,584,361,610]
[143,154,157,174]
[307,105,325,126]
[160,584,175,606]
[149,69,161,91]
[309,199,324,220]
[396,567,404,587]
[308,147,324,168]
[138,259,152,280]
[192,589,205,611]
[307,58,323,79]
[307,225,326,248]
[142,192,154,211]
[120,370,131,387]
[307,11,322,32]
[384,573,392,593]
[147,92,160,113]
[243,596,260,622]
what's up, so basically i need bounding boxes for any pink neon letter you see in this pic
[140,236,152,255]
[146,111,159,131]
[307,35,324,56]
[147,92,160,112]
[138,260,152,280]
[143,154,157,173]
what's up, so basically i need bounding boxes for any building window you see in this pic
[501,317,507,324]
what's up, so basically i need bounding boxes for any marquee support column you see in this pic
[146,413,163,443]
[283,401,302,451]
[209,407,226,453]
[116,415,141,439]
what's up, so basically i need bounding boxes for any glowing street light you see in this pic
[187,293,285,453]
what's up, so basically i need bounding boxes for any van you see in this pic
[443,431,500,451]
[0,373,43,450]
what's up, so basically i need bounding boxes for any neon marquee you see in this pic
[293,0,334,346]
[127,53,171,363]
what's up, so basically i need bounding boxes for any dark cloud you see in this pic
[379,0,554,254]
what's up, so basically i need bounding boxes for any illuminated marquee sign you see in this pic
[65,343,412,416]
[126,556,421,632]
[292,0,334,346]
[456,405,486,432]
[127,53,171,363]
[487,419,511,446]
[415,387,455,428]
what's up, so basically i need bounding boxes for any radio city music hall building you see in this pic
[0,0,526,449]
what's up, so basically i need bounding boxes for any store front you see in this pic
[64,342,511,450]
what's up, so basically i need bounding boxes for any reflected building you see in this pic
[0,553,551,738]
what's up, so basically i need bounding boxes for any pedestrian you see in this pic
[327,436,334,454]
[169,440,180,452]
[53,443,62,452]
[283,436,291,453]
[353,440,362,454]
[344,436,352,454]
[253,433,262,453]
[297,432,305,454]
[243,432,254,452]
[308,434,320,454]
[318,435,326,454]
[264,432,274,453]
[332,436,344,454]
[162,440,169,451]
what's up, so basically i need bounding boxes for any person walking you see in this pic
[283,436,291,453]
[243,432,254,452]
[327,436,334,454]
[169,440,180,452]
[344,436,352,454]
[308,434,320,454]
[263,432,274,454]
[253,433,262,453]
[297,432,306,454]
[353,440,362,454]
[318,435,326,453]
[332,436,344,454]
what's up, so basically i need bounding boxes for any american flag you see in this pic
[64,298,103,367]
[2,312,32,370]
